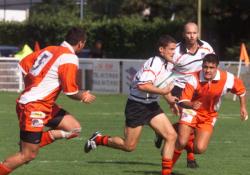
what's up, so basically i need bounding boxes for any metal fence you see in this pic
[0,57,249,94]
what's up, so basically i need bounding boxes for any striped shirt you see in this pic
[168,39,214,88]
[18,41,79,109]
[128,56,172,104]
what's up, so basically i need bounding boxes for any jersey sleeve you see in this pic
[137,58,158,84]
[230,77,246,96]
[58,54,79,95]
[18,51,39,75]
[179,75,197,102]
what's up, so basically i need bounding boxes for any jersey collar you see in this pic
[60,41,75,54]
[180,39,204,55]
[199,69,220,82]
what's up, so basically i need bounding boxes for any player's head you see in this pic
[202,53,220,80]
[65,27,87,53]
[183,22,199,45]
[156,35,176,62]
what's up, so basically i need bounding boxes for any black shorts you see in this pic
[20,108,68,144]
[125,99,163,128]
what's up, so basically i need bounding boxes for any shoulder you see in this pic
[199,40,214,52]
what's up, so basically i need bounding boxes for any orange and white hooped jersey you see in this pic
[168,40,214,88]
[179,69,246,118]
[17,41,79,108]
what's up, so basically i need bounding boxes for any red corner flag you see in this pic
[240,43,249,66]
[34,41,41,51]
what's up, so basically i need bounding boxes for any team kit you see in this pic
[0,23,248,175]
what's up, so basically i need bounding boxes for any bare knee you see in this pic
[194,143,207,154]
[21,151,38,163]
[176,137,189,150]
[123,143,137,152]
[162,130,177,143]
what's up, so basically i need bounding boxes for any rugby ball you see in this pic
[155,72,184,88]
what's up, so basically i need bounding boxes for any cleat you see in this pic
[187,159,199,169]
[154,132,163,149]
[84,131,102,153]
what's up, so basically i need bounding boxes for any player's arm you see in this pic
[58,61,95,104]
[231,77,248,120]
[137,82,174,95]
[178,82,201,110]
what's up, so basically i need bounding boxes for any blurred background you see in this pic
[0,0,249,60]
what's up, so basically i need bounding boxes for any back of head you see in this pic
[203,53,219,66]
[65,27,87,46]
[156,35,176,50]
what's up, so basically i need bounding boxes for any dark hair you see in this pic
[203,53,219,66]
[156,35,176,49]
[65,27,87,45]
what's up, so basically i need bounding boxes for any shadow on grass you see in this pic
[87,160,158,166]
[124,170,185,175]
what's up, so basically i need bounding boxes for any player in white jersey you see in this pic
[154,22,215,168]
[84,35,177,175]
[0,27,96,175]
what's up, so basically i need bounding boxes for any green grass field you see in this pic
[0,92,250,175]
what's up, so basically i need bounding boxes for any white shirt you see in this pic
[128,56,172,104]
[168,39,214,88]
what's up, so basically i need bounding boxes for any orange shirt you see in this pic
[17,41,79,110]
[179,69,246,118]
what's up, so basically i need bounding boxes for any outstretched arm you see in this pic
[67,90,96,104]
[239,95,248,121]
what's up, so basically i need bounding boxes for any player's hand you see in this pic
[240,107,248,121]
[81,91,96,104]
[192,101,202,110]
[162,82,174,95]
[169,103,180,116]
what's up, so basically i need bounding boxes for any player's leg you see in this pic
[194,128,213,154]
[40,107,81,147]
[185,131,199,168]
[84,126,143,152]
[0,131,41,174]
[149,113,177,175]
[173,123,193,166]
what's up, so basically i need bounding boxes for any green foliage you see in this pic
[0,16,183,59]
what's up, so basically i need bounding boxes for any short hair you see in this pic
[203,53,219,66]
[156,35,176,49]
[65,27,87,45]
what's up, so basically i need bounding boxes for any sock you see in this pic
[173,149,182,166]
[0,163,12,175]
[39,131,55,147]
[185,133,195,161]
[95,135,109,145]
[161,158,173,175]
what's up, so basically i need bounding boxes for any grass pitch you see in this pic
[0,92,249,175]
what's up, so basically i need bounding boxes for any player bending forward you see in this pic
[172,53,248,170]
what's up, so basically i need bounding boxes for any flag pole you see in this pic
[233,58,242,101]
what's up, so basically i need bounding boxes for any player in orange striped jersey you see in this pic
[172,53,248,170]
[0,27,96,175]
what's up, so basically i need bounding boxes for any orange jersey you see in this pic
[179,69,246,118]
[18,41,79,109]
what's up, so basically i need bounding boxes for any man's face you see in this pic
[159,42,176,62]
[75,40,86,53]
[183,24,199,45]
[202,62,218,81]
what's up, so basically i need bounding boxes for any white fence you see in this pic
[0,57,249,93]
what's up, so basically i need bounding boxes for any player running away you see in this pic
[0,27,96,175]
